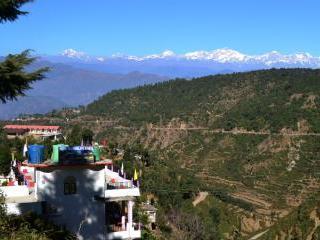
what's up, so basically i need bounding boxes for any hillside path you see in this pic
[192,192,208,206]
[150,127,320,136]
[249,230,269,240]
[306,209,320,240]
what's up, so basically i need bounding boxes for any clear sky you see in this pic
[0,0,319,56]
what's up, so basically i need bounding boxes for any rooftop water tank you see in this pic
[51,144,68,164]
[92,146,101,161]
[28,145,45,164]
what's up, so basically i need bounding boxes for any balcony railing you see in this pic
[107,225,141,240]
[106,181,135,190]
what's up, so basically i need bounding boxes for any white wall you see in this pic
[6,201,42,215]
[20,166,35,179]
[0,186,29,198]
[36,166,106,240]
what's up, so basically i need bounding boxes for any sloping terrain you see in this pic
[97,127,320,239]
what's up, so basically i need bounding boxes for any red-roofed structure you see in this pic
[3,125,62,139]
[4,125,60,131]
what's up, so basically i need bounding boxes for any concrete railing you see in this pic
[105,187,140,199]
[107,181,134,189]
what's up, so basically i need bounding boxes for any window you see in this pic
[64,176,77,195]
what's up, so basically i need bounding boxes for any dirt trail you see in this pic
[192,192,209,206]
[249,230,269,240]
[306,209,320,240]
[150,128,320,136]
[196,174,245,188]
[231,192,272,209]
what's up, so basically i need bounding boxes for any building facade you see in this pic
[3,125,62,139]
[1,161,141,240]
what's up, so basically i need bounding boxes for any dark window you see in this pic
[64,176,77,195]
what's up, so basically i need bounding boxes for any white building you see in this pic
[0,160,141,240]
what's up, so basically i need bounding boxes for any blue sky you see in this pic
[0,0,319,56]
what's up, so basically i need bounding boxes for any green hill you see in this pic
[82,69,320,239]
[86,68,320,132]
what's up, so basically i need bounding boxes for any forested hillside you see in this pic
[86,68,320,132]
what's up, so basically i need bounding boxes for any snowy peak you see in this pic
[145,50,176,59]
[110,50,176,61]
[184,48,246,62]
[255,51,318,66]
[61,48,95,62]
[62,49,87,59]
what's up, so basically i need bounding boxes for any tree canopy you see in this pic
[0,0,32,23]
[0,0,49,103]
[0,50,49,103]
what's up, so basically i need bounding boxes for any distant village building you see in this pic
[141,202,157,230]
[0,145,141,240]
[3,125,62,140]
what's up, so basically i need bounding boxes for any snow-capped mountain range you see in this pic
[42,48,320,78]
[60,48,320,66]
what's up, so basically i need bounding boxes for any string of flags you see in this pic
[116,162,140,188]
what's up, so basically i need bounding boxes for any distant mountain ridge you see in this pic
[0,59,168,120]
[0,96,67,120]
[27,61,168,106]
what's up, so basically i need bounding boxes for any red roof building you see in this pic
[3,125,62,139]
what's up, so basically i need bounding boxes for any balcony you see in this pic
[104,168,140,200]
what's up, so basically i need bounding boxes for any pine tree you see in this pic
[0,0,49,103]
[0,0,31,23]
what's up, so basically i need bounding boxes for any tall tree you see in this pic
[81,128,94,145]
[0,0,49,103]
[0,143,11,176]
[66,125,83,146]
